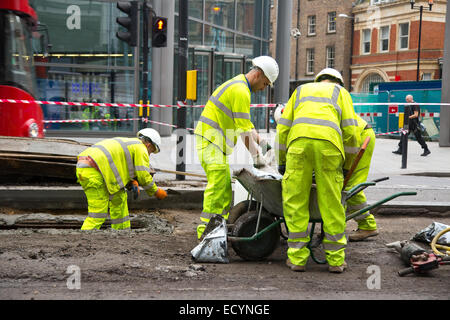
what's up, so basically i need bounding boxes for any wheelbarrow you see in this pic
[227,167,417,263]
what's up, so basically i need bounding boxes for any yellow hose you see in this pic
[431,227,450,256]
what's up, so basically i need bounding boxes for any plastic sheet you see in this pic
[413,222,450,245]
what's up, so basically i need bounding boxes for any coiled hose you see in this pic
[431,227,450,256]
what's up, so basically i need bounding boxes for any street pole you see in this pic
[439,0,450,147]
[142,0,149,128]
[401,105,409,169]
[176,0,188,180]
[416,5,423,82]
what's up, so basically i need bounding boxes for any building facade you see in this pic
[270,0,354,93]
[351,0,446,92]
[30,0,272,136]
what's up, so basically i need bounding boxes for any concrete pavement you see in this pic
[1,132,449,214]
[71,131,450,213]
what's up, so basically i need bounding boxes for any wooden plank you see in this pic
[0,152,76,162]
[0,136,90,157]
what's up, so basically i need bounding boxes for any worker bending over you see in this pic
[194,55,279,239]
[276,68,361,273]
[344,115,379,241]
[76,128,167,230]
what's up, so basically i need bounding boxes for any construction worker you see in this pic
[275,91,379,242]
[275,68,361,273]
[194,55,279,240]
[76,128,167,230]
[344,115,379,241]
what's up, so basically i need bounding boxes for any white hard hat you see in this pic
[273,104,285,123]
[252,56,279,86]
[315,68,344,86]
[137,128,161,153]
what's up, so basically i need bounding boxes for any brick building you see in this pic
[270,0,446,93]
[351,0,446,92]
[270,0,354,92]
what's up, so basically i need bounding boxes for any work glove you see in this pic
[278,165,286,176]
[155,188,167,200]
[258,139,272,155]
[252,153,267,169]
[126,180,140,200]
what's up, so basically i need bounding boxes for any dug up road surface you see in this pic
[0,208,449,300]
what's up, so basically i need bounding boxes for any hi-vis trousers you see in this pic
[76,166,131,230]
[196,136,231,239]
[344,128,377,231]
[282,138,347,267]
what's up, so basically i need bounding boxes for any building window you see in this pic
[327,12,336,33]
[399,22,409,50]
[308,15,316,36]
[326,46,335,68]
[422,73,432,80]
[306,48,315,74]
[380,26,389,52]
[360,73,384,92]
[362,29,371,54]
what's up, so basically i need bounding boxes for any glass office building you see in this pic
[30,0,272,136]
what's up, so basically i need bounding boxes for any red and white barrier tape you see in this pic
[0,98,277,109]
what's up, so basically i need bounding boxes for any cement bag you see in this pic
[413,222,450,245]
[191,215,229,263]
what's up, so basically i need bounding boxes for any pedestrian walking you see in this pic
[275,68,361,273]
[76,128,167,230]
[392,94,430,156]
[194,55,279,240]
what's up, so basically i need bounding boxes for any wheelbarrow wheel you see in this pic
[227,200,257,225]
[231,210,280,261]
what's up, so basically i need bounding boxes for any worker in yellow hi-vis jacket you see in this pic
[276,68,361,273]
[194,56,279,240]
[76,128,167,230]
[344,115,378,241]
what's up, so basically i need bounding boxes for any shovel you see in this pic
[190,215,229,263]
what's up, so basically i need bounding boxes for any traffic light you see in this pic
[152,16,167,47]
[116,1,138,47]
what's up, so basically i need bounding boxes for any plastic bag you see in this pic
[190,215,229,263]
[412,222,450,245]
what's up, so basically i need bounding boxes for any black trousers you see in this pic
[398,125,428,150]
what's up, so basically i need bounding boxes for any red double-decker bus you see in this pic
[0,0,44,138]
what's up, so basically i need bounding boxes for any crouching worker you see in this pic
[76,128,167,230]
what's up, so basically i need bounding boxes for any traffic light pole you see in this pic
[176,0,188,180]
[142,0,150,128]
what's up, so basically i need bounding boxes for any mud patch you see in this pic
[0,212,173,234]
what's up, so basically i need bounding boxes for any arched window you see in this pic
[360,73,384,92]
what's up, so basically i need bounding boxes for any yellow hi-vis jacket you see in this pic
[343,115,371,170]
[77,138,158,196]
[275,82,361,169]
[194,74,255,155]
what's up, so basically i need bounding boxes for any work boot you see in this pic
[348,229,379,241]
[329,261,347,273]
[286,259,306,272]
[392,149,402,155]
[421,149,431,156]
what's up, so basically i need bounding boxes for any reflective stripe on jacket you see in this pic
[275,82,361,168]
[77,137,158,196]
[194,74,254,155]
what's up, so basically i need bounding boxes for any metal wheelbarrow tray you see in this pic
[228,167,417,263]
